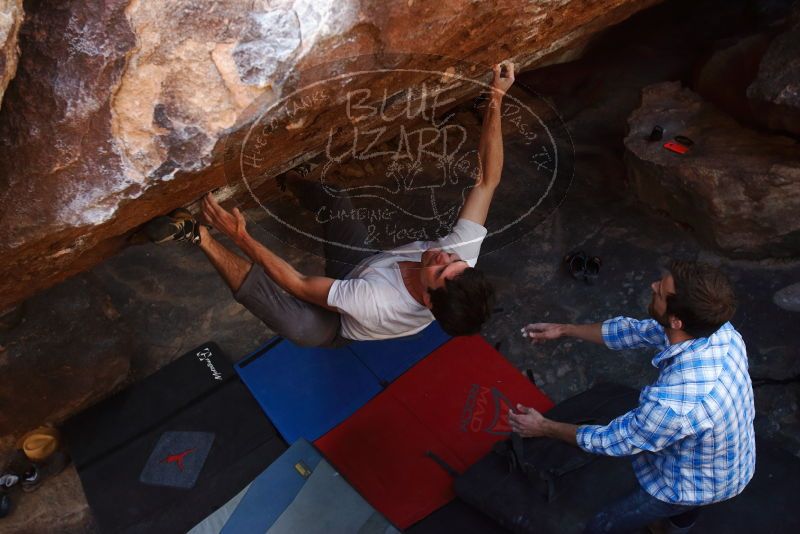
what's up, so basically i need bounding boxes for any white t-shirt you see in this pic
[326,218,488,341]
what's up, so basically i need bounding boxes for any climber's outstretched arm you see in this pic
[458,62,514,226]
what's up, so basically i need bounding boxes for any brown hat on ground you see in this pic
[17,426,60,462]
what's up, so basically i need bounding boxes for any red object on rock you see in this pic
[663,140,689,154]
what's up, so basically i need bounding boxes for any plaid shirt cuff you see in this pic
[576,425,601,453]
[601,318,624,350]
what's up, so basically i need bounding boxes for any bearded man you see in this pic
[513,260,755,534]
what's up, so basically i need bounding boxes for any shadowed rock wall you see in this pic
[747,21,800,136]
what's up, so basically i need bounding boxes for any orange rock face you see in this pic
[0,0,23,108]
[0,0,662,311]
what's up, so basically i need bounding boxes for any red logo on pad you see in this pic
[160,448,196,471]
[460,385,514,435]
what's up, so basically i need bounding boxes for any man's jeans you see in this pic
[584,486,699,534]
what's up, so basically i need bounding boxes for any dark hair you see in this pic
[428,267,495,336]
[666,260,737,338]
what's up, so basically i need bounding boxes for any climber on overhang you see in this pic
[144,62,515,347]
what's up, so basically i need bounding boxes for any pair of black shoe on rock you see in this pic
[0,450,69,519]
[564,250,602,284]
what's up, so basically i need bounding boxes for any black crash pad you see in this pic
[694,438,800,533]
[64,342,236,469]
[455,383,640,533]
[455,383,800,533]
[407,498,510,534]
[62,343,286,534]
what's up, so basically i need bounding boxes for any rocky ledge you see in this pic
[624,81,800,259]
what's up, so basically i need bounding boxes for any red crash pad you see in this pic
[315,335,553,528]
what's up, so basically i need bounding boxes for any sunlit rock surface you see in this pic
[0,0,22,108]
[0,0,662,312]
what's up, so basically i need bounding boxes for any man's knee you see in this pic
[283,315,340,347]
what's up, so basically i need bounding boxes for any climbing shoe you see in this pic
[0,474,18,489]
[583,256,602,285]
[563,250,588,280]
[144,208,201,244]
[21,451,69,493]
[0,491,10,518]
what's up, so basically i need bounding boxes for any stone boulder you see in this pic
[0,274,131,460]
[625,81,800,259]
[747,23,800,137]
[0,0,22,107]
[774,281,800,312]
[693,33,772,128]
[0,0,663,312]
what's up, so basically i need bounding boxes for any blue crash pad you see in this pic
[348,321,450,383]
[235,339,382,443]
[235,323,449,443]
[220,439,323,533]
[191,439,398,534]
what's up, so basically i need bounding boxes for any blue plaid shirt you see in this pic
[576,317,756,505]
